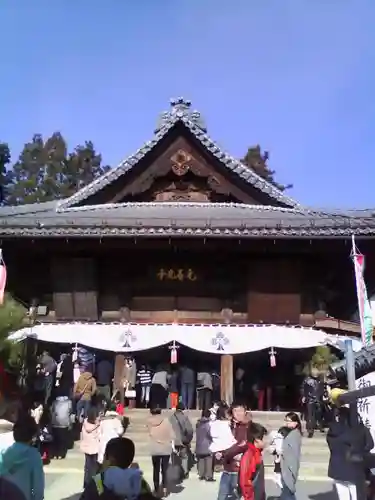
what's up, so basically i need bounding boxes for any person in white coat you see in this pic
[209,406,237,454]
[97,404,124,465]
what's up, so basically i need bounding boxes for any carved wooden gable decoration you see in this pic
[109,136,256,204]
[57,98,298,210]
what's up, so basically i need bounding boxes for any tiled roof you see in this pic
[0,201,374,238]
[57,98,300,211]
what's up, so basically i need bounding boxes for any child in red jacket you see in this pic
[238,422,267,500]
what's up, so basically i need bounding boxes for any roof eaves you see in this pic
[56,118,179,212]
[180,115,301,209]
[57,106,300,212]
[0,200,58,217]
[1,225,375,238]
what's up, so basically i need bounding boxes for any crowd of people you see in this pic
[0,394,304,500]
[1,347,375,500]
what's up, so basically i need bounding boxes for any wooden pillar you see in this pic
[221,354,233,405]
[220,308,234,404]
[114,354,125,405]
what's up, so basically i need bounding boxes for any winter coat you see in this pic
[0,442,44,500]
[209,420,237,453]
[147,414,175,456]
[98,412,124,464]
[327,417,373,485]
[168,372,179,393]
[239,443,265,500]
[0,477,27,500]
[197,372,213,390]
[223,421,248,473]
[40,354,56,375]
[80,469,152,500]
[180,367,195,385]
[169,411,193,447]
[280,428,302,494]
[80,419,100,456]
[51,396,73,428]
[59,356,74,395]
[195,417,212,456]
[152,371,168,390]
[74,372,96,401]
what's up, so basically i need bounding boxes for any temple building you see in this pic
[1,97,375,407]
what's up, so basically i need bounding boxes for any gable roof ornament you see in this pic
[57,97,300,212]
[155,97,207,133]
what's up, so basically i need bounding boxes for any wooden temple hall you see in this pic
[2,97,375,408]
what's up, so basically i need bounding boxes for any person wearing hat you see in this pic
[330,388,347,407]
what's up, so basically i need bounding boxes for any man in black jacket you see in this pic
[301,373,324,437]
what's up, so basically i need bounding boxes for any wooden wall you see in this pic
[247,257,301,323]
[3,241,361,325]
[51,258,98,320]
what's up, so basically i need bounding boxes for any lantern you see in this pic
[269,347,277,368]
[169,340,179,364]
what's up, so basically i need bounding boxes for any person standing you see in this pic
[197,371,213,411]
[51,390,73,459]
[235,367,245,400]
[39,350,56,405]
[279,412,302,500]
[301,370,324,438]
[147,406,176,497]
[238,422,267,500]
[168,368,179,410]
[74,370,97,421]
[80,407,100,488]
[137,364,152,408]
[96,358,113,405]
[97,403,124,467]
[58,353,74,398]
[327,394,373,500]
[151,365,169,409]
[124,358,137,409]
[217,402,248,500]
[169,403,194,479]
[0,414,45,500]
[180,366,195,410]
[195,409,214,482]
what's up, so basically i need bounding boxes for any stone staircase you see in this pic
[124,409,329,478]
[45,409,329,480]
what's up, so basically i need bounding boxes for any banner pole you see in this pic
[345,338,356,391]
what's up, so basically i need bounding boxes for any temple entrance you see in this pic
[234,348,315,411]
[133,344,221,408]
[135,343,220,373]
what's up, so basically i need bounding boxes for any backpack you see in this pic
[173,413,191,446]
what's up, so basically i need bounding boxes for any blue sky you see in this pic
[1,1,375,208]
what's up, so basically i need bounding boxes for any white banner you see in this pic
[11,322,329,354]
[356,371,375,453]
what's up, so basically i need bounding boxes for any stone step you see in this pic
[67,442,329,458]
[124,437,329,457]
[124,410,290,419]
[62,443,329,466]
[45,453,329,478]
[124,409,304,430]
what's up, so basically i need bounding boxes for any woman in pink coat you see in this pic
[80,407,100,487]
